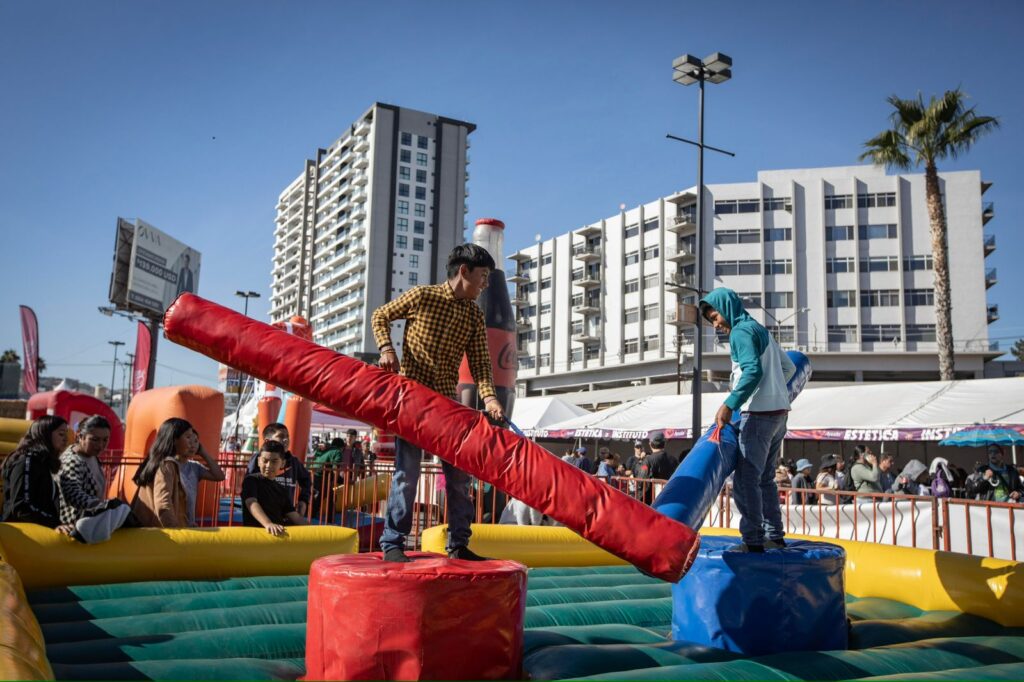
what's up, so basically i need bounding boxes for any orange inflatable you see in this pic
[114,386,224,511]
[26,390,124,454]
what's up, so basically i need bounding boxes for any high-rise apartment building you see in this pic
[269,103,473,358]
[509,165,998,397]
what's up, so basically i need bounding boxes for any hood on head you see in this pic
[699,287,752,328]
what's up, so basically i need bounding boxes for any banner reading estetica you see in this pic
[125,219,202,315]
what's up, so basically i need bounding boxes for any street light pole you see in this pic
[672,52,732,440]
[232,291,261,448]
[107,341,124,408]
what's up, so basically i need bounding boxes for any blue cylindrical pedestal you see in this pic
[672,536,847,655]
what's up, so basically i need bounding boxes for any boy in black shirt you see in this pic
[242,441,308,536]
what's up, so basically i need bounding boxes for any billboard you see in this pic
[114,219,201,315]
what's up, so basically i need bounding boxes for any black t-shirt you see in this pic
[241,474,295,526]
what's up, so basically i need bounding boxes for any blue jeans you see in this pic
[379,438,474,553]
[732,412,788,545]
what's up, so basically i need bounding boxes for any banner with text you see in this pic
[126,219,202,315]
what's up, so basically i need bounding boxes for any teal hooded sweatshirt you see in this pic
[699,287,797,412]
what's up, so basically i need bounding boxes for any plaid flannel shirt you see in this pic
[371,282,496,400]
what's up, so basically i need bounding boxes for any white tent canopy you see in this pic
[532,377,1024,442]
[511,396,590,432]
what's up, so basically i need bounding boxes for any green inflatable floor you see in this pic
[27,565,1024,681]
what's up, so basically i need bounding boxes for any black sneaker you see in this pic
[383,548,412,563]
[728,542,765,554]
[765,538,787,550]
[448,546,491,561]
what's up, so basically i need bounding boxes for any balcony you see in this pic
[668,213,697,234]
[353,138,370,153]
[508,252,533,263]
[984,234,996,256]
[573,245,602,263]
[665,273,697,293]
[353,154,369,169]
[575,224,602,238]
[573,301,600,316]
[983,202,994,225]
[573,329,600,343]
[573,275,600,289]
[515,317,532,331]
[986,268,997,289]
[665,244,695,263]
[517,344,532,357]
[665,305,699,327]
[507,272,529,284]
[353,171,368,186]
[513,296,531,308]
[353,121,370,138]
[987,304,999,324]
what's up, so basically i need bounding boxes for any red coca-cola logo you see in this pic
[498,342,516,369]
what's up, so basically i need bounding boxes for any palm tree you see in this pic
[860,89,999,381]
[0,349,19,364]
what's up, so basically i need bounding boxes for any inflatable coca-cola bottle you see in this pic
[458,218,517,420]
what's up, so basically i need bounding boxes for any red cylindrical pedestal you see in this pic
[305,552,528,681]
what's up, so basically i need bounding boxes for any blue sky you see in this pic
[1,0,1022,391]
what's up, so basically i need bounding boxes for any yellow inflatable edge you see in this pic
[0,523,358,590]
[0,561,53,680]
[424,524,1023,628]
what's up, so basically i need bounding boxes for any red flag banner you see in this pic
[131,321,151,396]
[18,305,39,395]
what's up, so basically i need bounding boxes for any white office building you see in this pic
[509,165,998,398]
[269,103,473,358]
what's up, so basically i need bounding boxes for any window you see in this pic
[765,259,793,275]
[400,149,411,163]
[540,302,551,314]
[826,257,855,273]
[624,251,640,266]
[828,325,857,343]
[519,357,535,369]
[765,291,794,308]
[825,194,853,210]
[541,278,551,290]
[414,220,425,234]
[716,260,762,276]
[906,324,936,342]
[417,135,428,149]
[396,235,408,249]
[826,225,854,241]
[414,204,426,217]
[415,186,426,200]
[643,273,660,289]
[827,290,856,308]
[408,272,418,285]
[715,229,760,244]
[643,334,660,351]
[572,267,584,281]
[643,303,660,321]
[643,245,659,260]
[540,327,551,341]
[399,166,411,180]
[522,282,537,294]
[624,223,639,238]
[905,288,934,306]
[764,197,792,211]
[539,353,550,367]
[861,289,900,307]
[768,325,795,344]
[857,192,896,208]
[764,227,792,242]
[643,218,659,232]
[396,218,408,232]
[585,344,601,360]
[571,293,583,306]
[624,339,639,354]
[860,256,899,272]
[859,223,897,240]
[624,307,639,324]
[409,255,419,268]
[624,278,639,294]
[714,198,760,214]
[412,238,424,252]
[400,132,412,146]
[523,305,537,317]
[397,200,409,215]
[541,254,552,265]
[903,255,934,271]
[862,324,901,343]
[398,183,410,197]
[416,169,427,183]
[416,152,428,166]
[571,320,583,335]
[570,348,582,363]
[738,292,761,308]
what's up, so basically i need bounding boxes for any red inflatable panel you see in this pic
[306,552,526,680]
[164,294,700,581]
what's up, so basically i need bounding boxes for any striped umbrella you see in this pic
[939,425,1024,447]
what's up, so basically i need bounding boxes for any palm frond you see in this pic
[932,88,966,125]
[859,129,912,170]
[942,114,1000,161]
[886,94,924,130]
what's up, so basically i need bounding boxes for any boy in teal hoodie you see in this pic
[699,287,797,552]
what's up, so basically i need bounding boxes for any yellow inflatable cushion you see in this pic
[424,524,1023,627]
[0,561,52,680]
[0,523,358,590]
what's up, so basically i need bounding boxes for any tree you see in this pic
[0,349,19,364]
[860,89,999,381]
[1013,339,1024,363]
